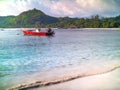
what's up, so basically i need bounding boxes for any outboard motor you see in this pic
[47,28,55,36]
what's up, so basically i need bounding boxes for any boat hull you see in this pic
[22,30,47,36]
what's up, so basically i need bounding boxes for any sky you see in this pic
[0,0,120,18]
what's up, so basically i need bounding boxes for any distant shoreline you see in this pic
[79,28,120,30]
[1,28,120,30]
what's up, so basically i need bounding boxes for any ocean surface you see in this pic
[0,28,120,89]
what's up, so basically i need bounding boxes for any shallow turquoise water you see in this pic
[0,29,120,89]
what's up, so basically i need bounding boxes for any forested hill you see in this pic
[0,8,120,28]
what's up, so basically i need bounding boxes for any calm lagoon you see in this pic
[0,28,120,89]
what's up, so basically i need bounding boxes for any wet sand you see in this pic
[10,65,120,90]
[33,68,120,90]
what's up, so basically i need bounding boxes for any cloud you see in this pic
[0,0,120,17]
[46,0,120,17]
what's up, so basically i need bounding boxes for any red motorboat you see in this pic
[22,29,54,36]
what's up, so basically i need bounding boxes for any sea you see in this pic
[0,28,120,90]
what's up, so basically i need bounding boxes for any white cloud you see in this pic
[0,0,120,17]
[47,0,120,17]
[0,0,27,16]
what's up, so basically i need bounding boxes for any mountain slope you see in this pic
[0,8,120,28]
[14,8,59,27]
[0,16,15,27]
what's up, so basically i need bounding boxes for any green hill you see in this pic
[0,16,15,28]
[14,8,59,27]
[0,8,59,28]
[0,8,120,28]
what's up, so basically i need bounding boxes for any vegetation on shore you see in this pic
[0,8,120,28]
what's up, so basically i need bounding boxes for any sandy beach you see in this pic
[10,65,120,90]
[33,68,120,90]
